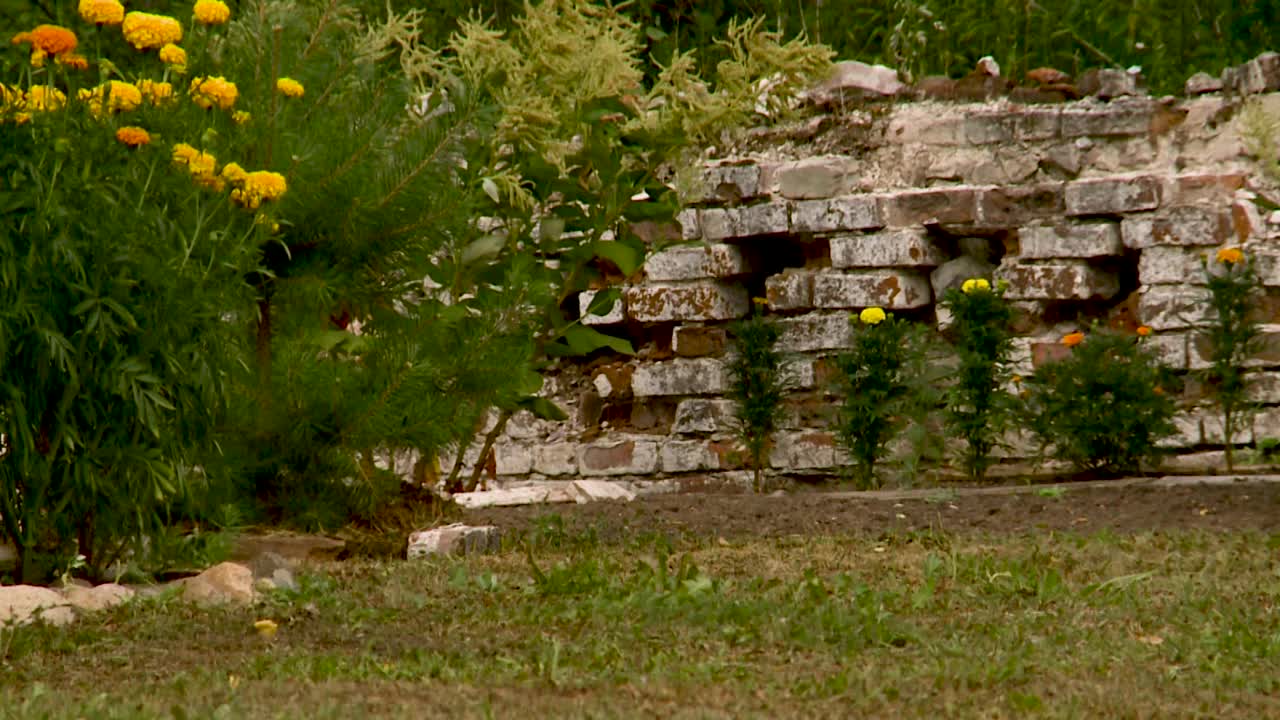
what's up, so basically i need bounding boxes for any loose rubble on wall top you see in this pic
[429,53,1280,500]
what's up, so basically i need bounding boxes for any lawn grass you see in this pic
[3,520,1279,718]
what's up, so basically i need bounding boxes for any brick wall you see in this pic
[446,56,1280,491]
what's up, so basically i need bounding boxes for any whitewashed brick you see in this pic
[776,157,853,200]
[1138,285,1214,330]
[633,358,730,397]
[829,229,947,268]
[996,261,1119,300]
[1121,207,1234,249]
[660,440,722,473]
[765,271,814,310]
[533,443,579,476]
[777,314,853,353]
[1144,332,1189,369]
[768,431,843,470]
[790,195,884,233]
[625,283,750,322]
[577,440,659,476]
[700,203,788,240]
[1019,222,1122,259]
[494,442,533,476]
[1138,246,1214,285]
[672,398,737,434]
[813,270,932,309]
[1065,176,1161,216]
[644,243,751,281]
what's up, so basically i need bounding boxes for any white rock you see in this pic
[407,523,502,558]
[806,61,905,104]
[0,585,74,627]
[62,583,134,613]
[568,480,636,503]
[976,56,1001,77]
[453,484,576,509]
[180,562,255,606]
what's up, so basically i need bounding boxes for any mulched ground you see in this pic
[462,480,1280,542]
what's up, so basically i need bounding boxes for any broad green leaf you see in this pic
[461,233,507,265]
[517,396,568,421]
[481,177,501,204]
[593,241,642,276]
[585,287,621,317]
[562,324,634,356]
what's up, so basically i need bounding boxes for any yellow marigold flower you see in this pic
[961,277,991,294]
[1216,247,1244,265]
[78,0,125,25]
[253,619,278,638]
[12,25,78,57]
[172,142,218,180]
[55,52,89,70]
[24,85,66,112]
[139,80,175,106]
[220,162,247,185]
[115,126,151,147]
[159,44,187,71]
[29,48,48,68]
[122,12,183,50]
[231,110,251,125]
[232,171,287,209]
[189,75,238,110]
[275,77,304,98]
[194,0,232,25]
[1061,331,1085,348]
[1136,325,1152,337]
[78,81,143,117]
[751,296,768,306]
[859,307,887,325]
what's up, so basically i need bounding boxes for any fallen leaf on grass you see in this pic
[1137,634,1164,646]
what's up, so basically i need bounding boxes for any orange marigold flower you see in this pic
[189,75,238,110]
[275,77,304,98]
[231,171,287,209]
[1216,247,1244,265]
[138,80,175,105]
[78,0,125,25]
[55,52,89,70]
[12,25,78,57]
[159,44,187,71]
[193,0,232,25]
[122,12,183,50]
[115,126,151,147]
[1136,325,1152,337]
[1061,331,1085,348]
[78,81,142,117]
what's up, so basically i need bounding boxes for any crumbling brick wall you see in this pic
[450,55,1280,491]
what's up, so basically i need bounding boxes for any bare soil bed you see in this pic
[463,479,1280,541]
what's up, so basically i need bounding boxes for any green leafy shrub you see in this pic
[834,307,931,489]
[1199,247,1262,472]
[1022,328,1177,474]
[940,279,1014,481]
[729,300,784,492]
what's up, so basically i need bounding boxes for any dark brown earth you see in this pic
[463,479,1280,542]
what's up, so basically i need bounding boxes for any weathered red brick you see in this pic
[1065,176,1161,216]
[813,270,932,309]
[883,187,979,226]
[625,283,749,322]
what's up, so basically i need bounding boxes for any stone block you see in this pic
[690,163,762,204]
[813,270,932,309]
[494,442,533,476]
[996,261,1120,301]
[1189,330,1280,370]
[1230,52,1280,95]
[977,185,1065,227]
[777,313,854,353]
[407,523,502,558]
[963,112,1016,144]
[1078,68,1142,100]
[533,443,579,476]
[1015,109,1062,141]
[1252,407,1280,444]
[660,440,723,473]
[1065,176,1161,216]
[765,271,814,311]
[633,358,730,397]
[776,157,853,199]
[675,209,700,241]
[672,398,737,434]
[1121,207,1234,249]
[768,431,842,470]
[1060,102,1151,137]
[829,229,946,268]
[1158,412,1202,449]
[643,243,751,282]
[883,187,979,226]
[1138,246,1214,285]
[1018,221,1122,259]
[778,357,817,390]
[1144,332,1189,369]
[578,440,659,476]
[578,289,625,325]
[1138,286,1214,330]
[1202,412,1253,446]
[672,325,727,358]
[700,203,788,240]
[886,109,964,145]
[790,195,884,234]
[625,283,749,322]
[1169,173,1247,205]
